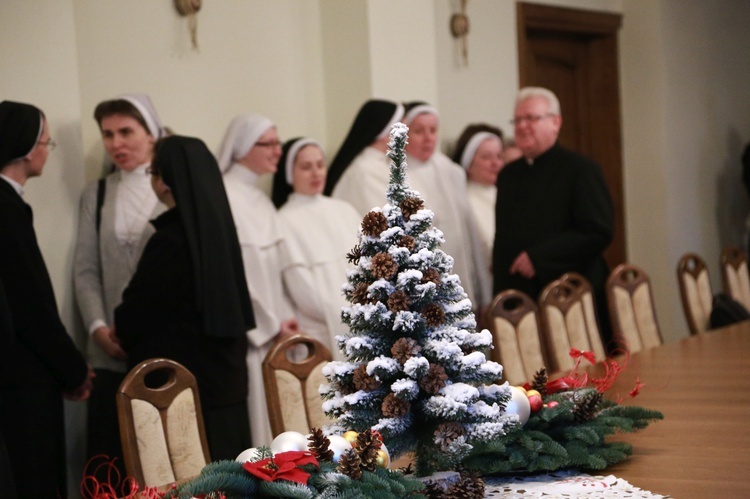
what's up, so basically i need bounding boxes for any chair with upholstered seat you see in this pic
[262,333,333,437]
[677,253,714,335]
[487,289,546,385]
[117,358,210,488]
[720,245,750,311]
[560,272,607,361]
[538,279,596,374]
[606,264,662,353]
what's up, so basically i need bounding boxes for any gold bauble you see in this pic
[375,449,390,469]
[343,430,359,446]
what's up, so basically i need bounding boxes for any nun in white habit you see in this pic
[216,114,297,446]
[451,124,505,265]
[325,99,404,216]
[401,102,492,311]
[271,138,361,361]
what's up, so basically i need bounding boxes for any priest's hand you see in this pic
[93,325,127,360]
[510,251,536,279]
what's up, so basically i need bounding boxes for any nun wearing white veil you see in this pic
[73,93,167,475]
[271,138,361,361]
[216,114,297,447]
[401,102,492,311]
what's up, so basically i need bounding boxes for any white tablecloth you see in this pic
[484,470,671,498]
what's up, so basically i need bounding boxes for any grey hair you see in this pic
[516,87,561,115]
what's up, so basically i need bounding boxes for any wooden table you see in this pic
[600,321,750,497]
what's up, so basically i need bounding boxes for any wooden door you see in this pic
[517,2,626,269]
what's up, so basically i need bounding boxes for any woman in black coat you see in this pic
[115,135,255,460]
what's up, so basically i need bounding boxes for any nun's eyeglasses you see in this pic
[255,140,282,148]
[145,167,160,176]
[38,138,57,151]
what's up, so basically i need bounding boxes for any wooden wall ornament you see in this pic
[450,0,470,66]
[174,0,202,50]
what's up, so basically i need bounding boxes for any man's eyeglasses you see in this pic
[255,140,282,148]
[510,114,556,126]
[38,138,57,151]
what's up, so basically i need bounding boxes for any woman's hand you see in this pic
[279,318,299,338]
[93,326,127,360]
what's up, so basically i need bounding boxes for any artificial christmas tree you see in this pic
[322,123,516,476]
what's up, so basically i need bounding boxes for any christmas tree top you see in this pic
[322,122,516,476]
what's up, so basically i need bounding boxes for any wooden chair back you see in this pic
[606,264,662,353]
[538,279,591,374]
[560,272,607,361]
[677,253,713,334]
[487,289,546,385]
[721,244,750,310]
[262,333,333,437]
[117,358,210,488]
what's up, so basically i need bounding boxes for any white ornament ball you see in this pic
[270,431,309,454]
[235,447,260,463]
[503,386,531,426]
[327,434,354,463]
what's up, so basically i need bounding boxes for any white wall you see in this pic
[620,0,750,342]
[4,0,750,490]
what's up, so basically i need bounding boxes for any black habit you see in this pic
[115,136,254,461]
[0,178,88,498]
[492,143,614,343]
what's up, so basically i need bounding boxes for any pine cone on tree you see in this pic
[422,303,446,327]
[421,268,442,286]
[574,390,603,423]
[346,244,363,265]
[532,368,548,396]
[382,393,410,417]
[353,364,381,392]
[337,448,362,480]
[351,282,371,305]
[434,422,465,452]
[371,252,398,280]
[391,337,421,365]
[397,234,416,251]
[399,197,424,221]
[387,290,412,312]
[307,427,334,462]
[355,429,381,472]
[419,364,448,394]
[362,211,388,237]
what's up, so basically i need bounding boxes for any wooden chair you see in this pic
[538,279,593,374]
[262,333,333,437]
[560,272,607,361]
[677,253,714,334]
[117,358,210,488]
[721,244,750,311]
[487,290,546,385]
[606,264,662,353]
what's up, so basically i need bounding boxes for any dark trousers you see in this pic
[0,384,67,497]
[86,369,126,482]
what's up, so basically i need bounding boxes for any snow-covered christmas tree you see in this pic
[322,123,517,477]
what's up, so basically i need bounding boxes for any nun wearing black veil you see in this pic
[115,135,255,460]
[0,101,91,498]
[324,99,404,216]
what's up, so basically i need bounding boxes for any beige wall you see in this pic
[3,0,750,490]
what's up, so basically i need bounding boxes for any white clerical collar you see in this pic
[288,192,321,203]
[119,163,151,183]
[227,163,260,185]
[0,173,23,196]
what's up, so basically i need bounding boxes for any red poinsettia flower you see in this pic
[242,451,319,485]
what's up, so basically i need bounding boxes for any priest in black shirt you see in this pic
[493,87,614,347]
